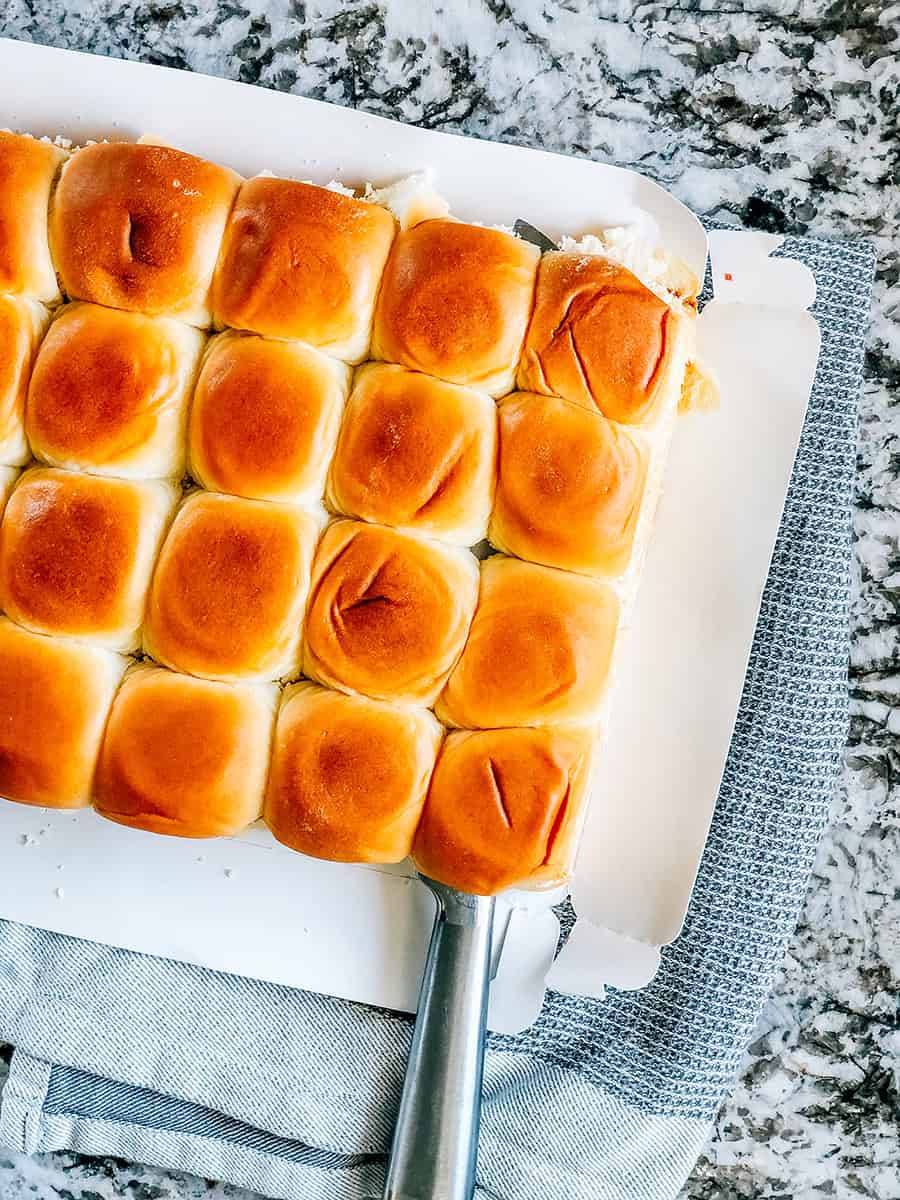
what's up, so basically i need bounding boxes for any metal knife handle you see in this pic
[384,881,495,1200]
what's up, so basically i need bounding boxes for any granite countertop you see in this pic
[0,4,898,1198]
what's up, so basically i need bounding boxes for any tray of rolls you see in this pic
[0,39,820,1031]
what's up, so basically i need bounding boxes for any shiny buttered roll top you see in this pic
[327,363,497,546]
[188,331,351,505]
[50,140,241,326]
[26,302,205,479]
[303,520,480,707]
[371,218,540,396]
[212,176,396,360]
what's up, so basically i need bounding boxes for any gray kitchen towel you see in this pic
[0,229,876,1200]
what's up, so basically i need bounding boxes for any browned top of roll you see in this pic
[0,616,124,809]
[371,219,540,395]
[327,363,497,544]
[189,333,349,504]
[26,302,202,477]
[517,252,679,424]
[412,725,595,894]
[50,141,240,325]
[265,683,442,864]
[303,520,479,705]
[212,177,396,357]
[144,492,317,681]
[0,131,66,302]
[94,666,276,838]
[0,469,173,648]
[490,391,648,577]
[437,555,620,728]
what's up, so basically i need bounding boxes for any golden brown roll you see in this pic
[490,391,648,577]
[0,469,177,651]
[327,363,497,545]
[212,177,396,361]
[304,520,479,705]
[144,492,318,682]
[371,218,540,396]
[0,467,17,516]
[94,664,277,838]
[188,332,350,504]
[0,616,126,809]
[412,725,596,894]
[265,682,442,863]
[517,252,687,425]
[0,131,67,303]
[0,294,49,466]
[437,555,619,728]
[50,141,240,326]
[26,303,205,479]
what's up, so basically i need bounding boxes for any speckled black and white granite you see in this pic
[0,4,897,1199]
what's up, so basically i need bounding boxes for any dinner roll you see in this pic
[144,492,318,682]
[412,725,595,894]
[0,467,17,516]
[94,664,277,838]
[27,303,204,479]
[490,391,648,577]
[189,332,350,504]
[372,219,539,396]
[437,555,619,728]
[327,363,497,545]
[517,252,688,425]
[0,617,126,809]
[0,131,67,303]
[265,682,442,864]
[212,177,396,360]
[304,520,479,705]
[0,294,49,466]
[50,141,240,326]
[0,469,177,651]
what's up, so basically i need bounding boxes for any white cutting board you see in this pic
[0,39,819,1032]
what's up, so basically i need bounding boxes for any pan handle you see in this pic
[383,880,495,1200]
